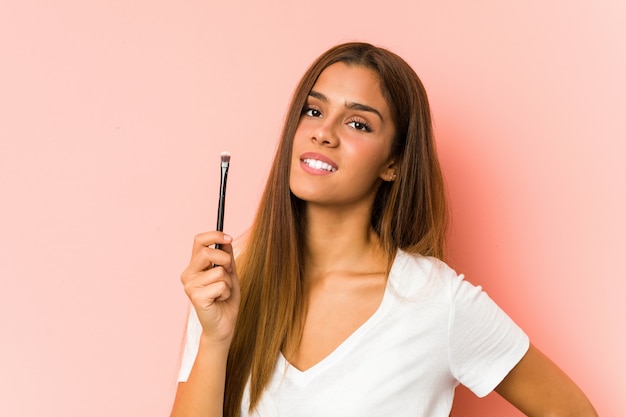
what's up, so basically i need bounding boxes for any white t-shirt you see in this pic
[177,250,529,417]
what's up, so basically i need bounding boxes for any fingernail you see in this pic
[223,234,232,242]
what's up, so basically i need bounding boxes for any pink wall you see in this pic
[1,0,623,415]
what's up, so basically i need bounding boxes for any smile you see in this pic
[302,158,337,172]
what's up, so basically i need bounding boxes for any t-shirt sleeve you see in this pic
[177,306,203,382]
[447,273,530,397]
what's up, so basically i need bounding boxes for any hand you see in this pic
[180,232,241,346]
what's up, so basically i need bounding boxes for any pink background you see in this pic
[1,0,624,416]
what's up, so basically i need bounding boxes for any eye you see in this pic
[348,119,372,132]
[302,106,322,118]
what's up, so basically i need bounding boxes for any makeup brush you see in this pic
[215,151,230,250]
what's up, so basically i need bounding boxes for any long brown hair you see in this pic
[224,42,448,416]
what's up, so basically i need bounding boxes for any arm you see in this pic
[495,344,598,417]
[170,232,241,417]
[171,338,231,417]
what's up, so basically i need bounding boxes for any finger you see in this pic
[188,280,233,308]
[184,269,234,302]
[181,256,233,285]
[186,247,234,274]
[191,232,233,257]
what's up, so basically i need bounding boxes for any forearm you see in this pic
[170,337,231,417]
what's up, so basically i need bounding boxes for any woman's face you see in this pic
[289,62,396,209]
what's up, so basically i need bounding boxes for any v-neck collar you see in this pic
[277,250,408,387]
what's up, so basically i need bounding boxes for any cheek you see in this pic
[345,141,391,170]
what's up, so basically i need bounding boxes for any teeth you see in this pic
[303,158,337,172]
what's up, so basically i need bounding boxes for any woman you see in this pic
[171,42,597,417]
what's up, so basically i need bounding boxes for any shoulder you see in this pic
[392,250,459,276]
[388,250,495,310]
[388,250,461,295]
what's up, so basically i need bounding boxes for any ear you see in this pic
[379,159,397,182]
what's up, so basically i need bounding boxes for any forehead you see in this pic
[311,63,389,113]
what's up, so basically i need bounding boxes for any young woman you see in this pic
[171,42,597,417]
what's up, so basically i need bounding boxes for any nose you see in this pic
[311,118,339,147]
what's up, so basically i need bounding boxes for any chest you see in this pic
[286,274,387,371]
[243,295,456,417]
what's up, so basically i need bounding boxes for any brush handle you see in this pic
[215,163,229,250]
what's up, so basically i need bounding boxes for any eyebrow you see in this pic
[308,90,384,122]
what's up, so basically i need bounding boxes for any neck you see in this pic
[302,202,387,280]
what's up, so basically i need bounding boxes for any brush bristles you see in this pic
[220,151,231,163]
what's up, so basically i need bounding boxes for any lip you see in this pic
[299,152,338,170]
